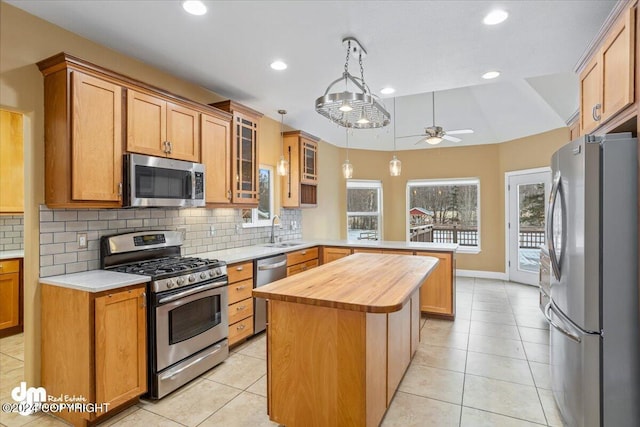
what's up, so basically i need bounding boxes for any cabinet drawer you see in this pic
[229,316,253,345]
[228,298,253,325]
[286,259,319,277]
[228,261,253,283]
[286,247,318,266]
[0,259,20,274]
[228,279,253,305]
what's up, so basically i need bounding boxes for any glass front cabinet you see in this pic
[282,130,319,208]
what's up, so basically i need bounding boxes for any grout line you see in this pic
[461,404,549,426]
[457,276,475,426]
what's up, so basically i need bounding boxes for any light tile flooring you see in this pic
[0,277,565,427]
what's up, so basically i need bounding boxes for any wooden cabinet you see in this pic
[0,259,22,335]
[38,55,124,208]
[579,5,635,134]
[0,110,24,213]
[415,251,456,319]
[286,247,319,276]
[321,247,352,264]
[282,131,319,208]
[127,89,200,162]
[227,261,254,346]
[568,118,580,140]
[41,283,146,426]
[201,111,233,205]
[211,101,263,206]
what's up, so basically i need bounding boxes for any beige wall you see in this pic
[304,127,569,272]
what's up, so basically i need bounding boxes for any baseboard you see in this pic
[455,269,508,281]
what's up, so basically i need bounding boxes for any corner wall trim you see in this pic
[456,269,508,281]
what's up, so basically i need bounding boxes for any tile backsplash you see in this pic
[39,206,302,277]
[0,215,24,251]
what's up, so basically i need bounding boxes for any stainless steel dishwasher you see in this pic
[254,254,287,334]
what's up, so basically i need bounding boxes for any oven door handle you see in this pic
[258,260,287,270]
[158,280,227,305]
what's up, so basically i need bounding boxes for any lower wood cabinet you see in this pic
[227,261,254,346]
[41,283,146,427]
[321,247,352,264]
[415,251,456,319]
[0,259,22,335]
[286,247,319,276]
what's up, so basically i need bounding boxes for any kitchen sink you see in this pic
[263,242,304,248]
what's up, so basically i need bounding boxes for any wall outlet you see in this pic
[210,225,215,237]
[291,220,297,230]
[235,224,241,234]
[78,233,88,249]
[177,227,187,240]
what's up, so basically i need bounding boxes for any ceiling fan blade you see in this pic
[398,134,428,139]
[414,137,427,145]
[443,135,462,143]
[446,129,474,135]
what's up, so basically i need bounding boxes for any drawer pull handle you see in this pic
[236,285,246,291]
[301,250,307,255]
[237,305,245,311]
[236,266,244,271]
[237,324,246,330]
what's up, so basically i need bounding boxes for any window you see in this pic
[242,165,274,227]
[347,180,382,241]
[407,178,480,252]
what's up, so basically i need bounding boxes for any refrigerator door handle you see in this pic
[544,302,581,343]
[547,172,562,280]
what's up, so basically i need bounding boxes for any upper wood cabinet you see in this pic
[210,101,263,206]
[282,131,320,208]
[201,111,233,205]
[579,5,635,135]
[0,110,24,213]
[38,55,124,208]
[127,89,200,162]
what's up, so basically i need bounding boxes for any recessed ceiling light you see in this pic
[483,9,508,25]
[482,71,501,79]
[380,87,395,95]
[182,0,207,16]
[270,60,287,71]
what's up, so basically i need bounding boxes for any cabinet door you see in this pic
[282,134,300,208]
[0,110,24,213]
[231,112,259,204]
[321,247,352,264]
[0,270,20,330]
[127,89,166,157]
[166,102,200,162]
[579,58,601,135]
[300,138,318,184]
[600,7,635,123]
[95,287,146,409]
[202,113,231,204]
[71,71,123,202]
[416,252,453,317]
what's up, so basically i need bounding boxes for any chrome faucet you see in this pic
[270,215,281,244]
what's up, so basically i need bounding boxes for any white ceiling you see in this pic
[7,0,616,150]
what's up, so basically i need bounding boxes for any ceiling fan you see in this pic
[398,92,474,145]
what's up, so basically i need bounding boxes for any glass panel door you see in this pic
[507,169,551,285]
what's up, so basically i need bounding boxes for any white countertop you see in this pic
[0,250,24,260]
[40,270,151,293]
[193,240,458,264]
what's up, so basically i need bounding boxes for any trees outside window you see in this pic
[347,181,382,241]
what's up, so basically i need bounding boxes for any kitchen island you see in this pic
[252,253,439,427]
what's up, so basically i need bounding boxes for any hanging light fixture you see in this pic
[425,92,443,145]
[316,37,391,129]
[277,109,288,176]
[342,128,353,179]
[389,98,401,176]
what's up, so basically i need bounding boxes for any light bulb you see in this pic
[342,160,353,179]
[277,156,288,176]
[339,101,353,112]
[426,136,443,145]
[356,111,370,124]
[389,155,402,176]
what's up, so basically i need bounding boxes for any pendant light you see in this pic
[315,37,390,129]
[342,128,353,179]
[276,109,288,176]
[389,97,401,176]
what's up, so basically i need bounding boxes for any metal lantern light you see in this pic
[389,98,401,176]
[315,37,390,129]
[342,129,353,179]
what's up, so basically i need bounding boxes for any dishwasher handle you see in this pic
[258,260,287,270]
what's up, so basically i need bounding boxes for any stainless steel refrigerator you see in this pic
[545,133,639,426]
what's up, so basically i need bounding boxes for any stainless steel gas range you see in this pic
[101,231,229,399]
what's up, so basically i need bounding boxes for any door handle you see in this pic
[592,103,601,122]
[546,172,562,280]
[258,260,287,270]
[543,303,581,343]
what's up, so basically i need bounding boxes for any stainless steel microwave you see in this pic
[124,154,205,207]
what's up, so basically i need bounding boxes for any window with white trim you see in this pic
[347,180,383,241]
[407,178,480,252]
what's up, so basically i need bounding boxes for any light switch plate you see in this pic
[78,233,88,249]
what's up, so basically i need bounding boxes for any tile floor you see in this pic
[0,277,565,427]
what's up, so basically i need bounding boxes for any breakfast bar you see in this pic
[252,253,439,427]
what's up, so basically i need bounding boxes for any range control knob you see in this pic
[200,272,208,280]
[166,279,176,289]
[176,277,186,286]
[209,269,217,278]
[188,274,196,283]
[215,268,222,276]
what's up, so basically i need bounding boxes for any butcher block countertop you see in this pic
[252,253,439,313]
